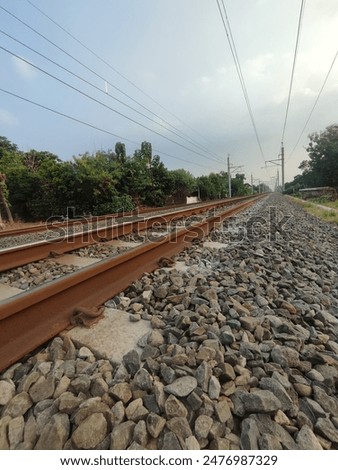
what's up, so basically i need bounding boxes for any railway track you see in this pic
[0,195,255,240]
[0,195,258,272]
[0,195,264,372]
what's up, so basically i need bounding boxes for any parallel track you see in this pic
[0,195,264,372]
[0,195,258,272]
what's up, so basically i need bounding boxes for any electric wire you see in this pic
[0,4,223,163]
[0,44,220,164]
[26,0,217,149]
[216,0,268,171]
[24,1,222,158]
[0,29,223,164]
[0,87,210,170]
[288,50,338,160]
[281,0,306,144]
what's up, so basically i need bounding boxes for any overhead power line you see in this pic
[0,44,221,164]
[25,0,220,153]
[0,4,223,164]
[216,0,268,169]
[288,49,338,159]
[0,29,223,164]
[0,87,210,170]
[281,0,306,144]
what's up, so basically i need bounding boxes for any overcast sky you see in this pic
[0,0,337,186]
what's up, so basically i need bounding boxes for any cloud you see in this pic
[0,109,18,127]
[11,56,37,80]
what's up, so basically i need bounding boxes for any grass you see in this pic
[307,196,338,209]
[288,196,338,224]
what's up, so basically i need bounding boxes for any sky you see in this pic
[0,0,337,187]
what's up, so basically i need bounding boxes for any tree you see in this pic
[231,173,251,196]
[0,172,13,223]
[0,136,18,159]
[301,124,338,188]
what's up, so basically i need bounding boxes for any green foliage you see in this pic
[92,195,134,215]
[0,136,251,221]
[286,124,338,192]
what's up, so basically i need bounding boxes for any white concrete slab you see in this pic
[203,241,228,249]
[65,308,151,364]
[53,254,101,267]
[104,240,142,248]
[0,283,24,301]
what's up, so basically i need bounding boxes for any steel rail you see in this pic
[0,196,263,372]
[0,195,257,238]
[0,195,261,273]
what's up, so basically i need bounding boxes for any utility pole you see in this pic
[227,154,244,198]
[251,173,254,194]
[227,154,231,198]
[281,142,285,192]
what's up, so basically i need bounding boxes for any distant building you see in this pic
[299,187,337,200]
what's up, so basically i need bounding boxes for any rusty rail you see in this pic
[0,195,261,273]
[0,196,264,371]
[0,195,256,238]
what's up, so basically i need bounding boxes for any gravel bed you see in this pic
[1,194,338,450]
[0,260,81,291]
[70,244,129,260]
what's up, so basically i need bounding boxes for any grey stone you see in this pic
[133,368,153,391]
[208,376,221,400]
[72,413,107,449]
[29,376,55,403]
[185,435,200,450]
[299,397,327,424]
[160,364,176,384]
[110,383,132,404]
[296,425,323,450]
[0,380,15,406]
[214,400,232,423]
[3,392,32,418]
[258,433,283,450]
[154,286,168,299]
[240,417,260,450]
[195,361,212,392]
[122,349,141,377]
[125,398,148,422]
[90,377,108,397]
[270,345,300,368]
[194,415,213,439]
[0,416,11,449]
[54,376,71,398]
[58,392,83,414]
[219,327,235,346]
[71,375,90,394]
[259,377,293,411]
[133,420,148,447]
[251,414,298,450]
[35,413,70,450]
[110,421,136,450]
[164,376,197,397]
[147,330,164,347]
[146,412,166,438]
[315,418,338,444]
[164,394,188,418]
[111,401,125,426]
[313,385,338,417]
[23,415,37,448]
[166,417,192,440]
[161,431,182,450]
[244,390,282,414]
